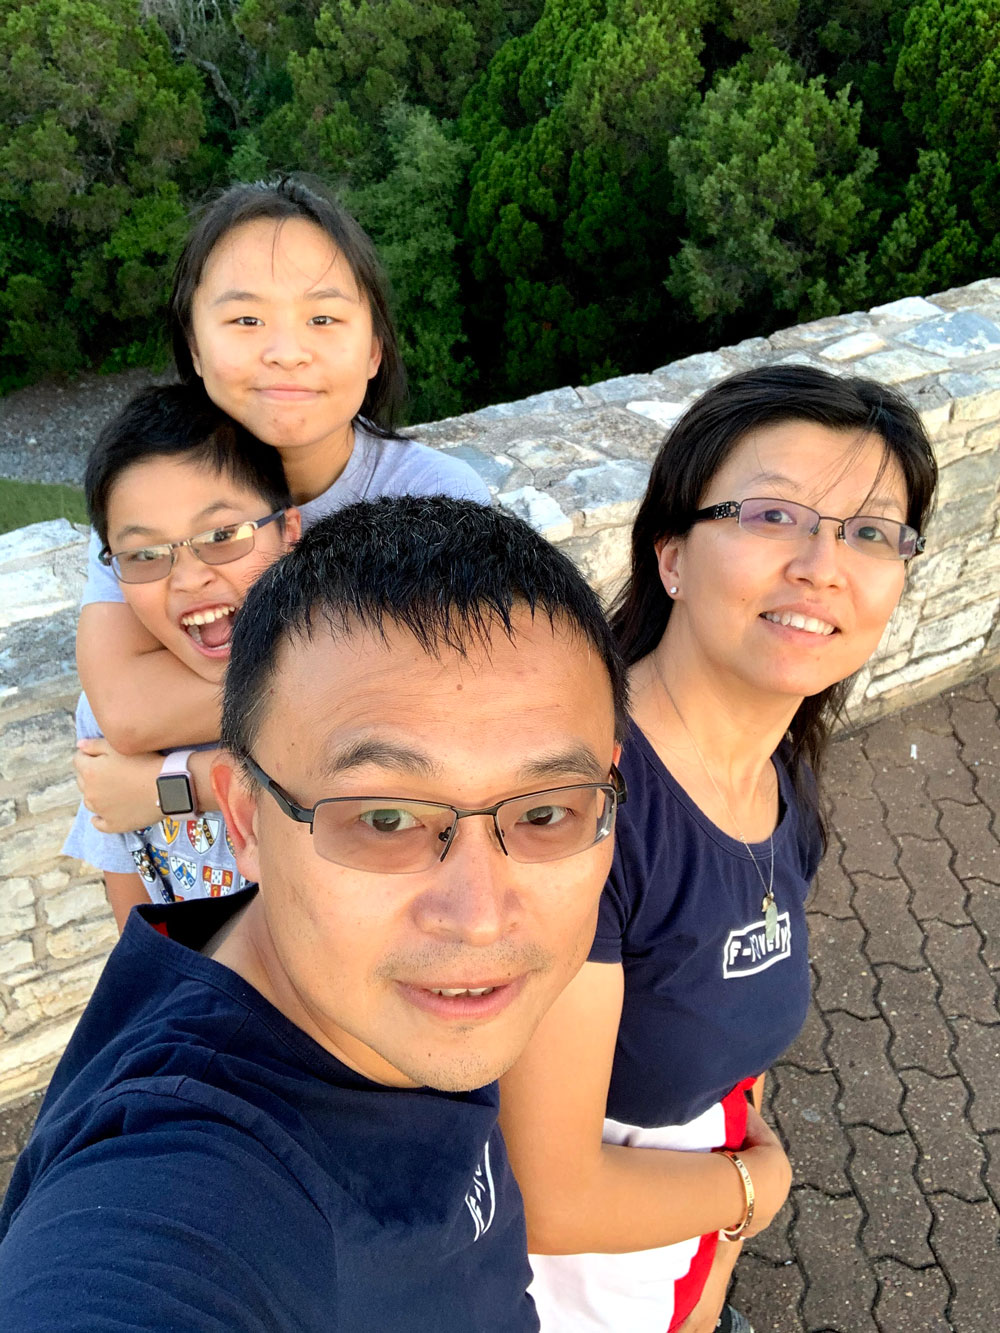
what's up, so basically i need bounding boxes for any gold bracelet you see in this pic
[718,1150,755,1241]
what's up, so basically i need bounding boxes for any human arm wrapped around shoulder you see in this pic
[499,961,792,1255]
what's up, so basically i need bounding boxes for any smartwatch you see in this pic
[156,750,196,817]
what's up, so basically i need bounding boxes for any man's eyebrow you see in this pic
[321,739,440,781]
[517,747,608,784]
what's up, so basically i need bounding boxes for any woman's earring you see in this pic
[669,586,678,596]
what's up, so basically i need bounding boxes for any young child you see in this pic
[64,384,300,928]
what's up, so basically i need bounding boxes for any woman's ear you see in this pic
[654,535,683,601]
[189,337,203,379]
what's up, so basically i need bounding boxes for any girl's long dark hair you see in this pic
[169,176,407,437]
[610,365,938,846]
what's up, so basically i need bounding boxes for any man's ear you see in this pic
[282,506,302,550]
[212,754,262,884]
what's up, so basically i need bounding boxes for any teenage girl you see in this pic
[72,178,489,913]
[500,366,937,1333]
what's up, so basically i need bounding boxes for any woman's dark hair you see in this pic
[86,383,292,547]
[610,365,938,841]
[169,176,407,437]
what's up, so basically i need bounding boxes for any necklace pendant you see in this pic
[763,893,778,944]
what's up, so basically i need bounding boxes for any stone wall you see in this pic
[2,281,999,1106]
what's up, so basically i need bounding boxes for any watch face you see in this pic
[157,773,194,817]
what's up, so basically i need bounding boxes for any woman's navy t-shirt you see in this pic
[591,724,824,1128]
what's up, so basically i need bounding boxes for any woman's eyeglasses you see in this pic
[100,511,285,584]
[691,498,924,561]
[241,754,628,873]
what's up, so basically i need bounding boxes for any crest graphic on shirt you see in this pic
[722,912,792,979]
[169,856,197,894]
[132,848,156,883]
[148,846,170,882]
[202,865,234,897]
[160,816,181,845]
[465,1139,496,1242]
[186,816,220,853]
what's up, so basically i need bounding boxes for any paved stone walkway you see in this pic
[1,673,998,1327]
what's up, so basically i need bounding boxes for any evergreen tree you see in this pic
[667,55,875,337]
[0,0,205,384]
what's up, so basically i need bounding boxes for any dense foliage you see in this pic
[1,0,996,415]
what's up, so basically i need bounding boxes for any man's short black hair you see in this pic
[85,384,292,548]
[222,495,629,761]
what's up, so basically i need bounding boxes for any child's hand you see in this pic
[74,738,163,834]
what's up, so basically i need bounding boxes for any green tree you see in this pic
[347,104,474,422]
[0,0,206,384]
[461,0,709,401]
[873,150,979,300]
[895,0,1000,264]
[666,56,875,337]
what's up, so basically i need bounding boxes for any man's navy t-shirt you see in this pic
[0,891,537,1331]
[591,725,824,1128]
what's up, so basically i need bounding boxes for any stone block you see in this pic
[439,444,518,494]
[811,913,879,1016]
[866,637,986,699]
[720,335,772,366]
[926,1196,999,1332]
[557,528,630,601]
[868,296,944,321]
[495,486,574,544]
[924,919,998,1023]
[652,350,734,385]
[849,1126,934,1266]
[11,956,104,1021]
[770,1067,851,1192]
[45,916,117,963]
[551,459,650,527]
[585,373,663,403]
[0,817,70,876]
[904,545,964,600]
[942,368,1000,420]
[0,1015,80,1101]
[936,449,999,506]
[625,399,688,431]
[0,608,80,712]
[873,1258,951,1332]
[951,1019,1000,1133]
[0,939,34,976]
[41,880,108,929]
[897,310,1000,359]
[794,1188,877,1331]
[911,600,998,660]
[965,417,1000,453]
[876,962,954,1077]
[26,775,80,816]
[504,437,604,474]
[727,1250,806,1333]
[819,330,887,361]
[851,348,950,385]
[0,877,35,939]
[901,1070,984,1199]
[826,1011,905,1131]
[0,798,14,831]
[769,312,864,346]
[471,386,583,422]
[0,709,75,780]
[0,520,85,572]
[0,566,80,632]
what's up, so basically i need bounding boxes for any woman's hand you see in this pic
[676,1238,743,1333]
[734,1104,792,1238]
[74,738,163,834]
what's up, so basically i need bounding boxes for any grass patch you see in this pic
[0,477,88,535]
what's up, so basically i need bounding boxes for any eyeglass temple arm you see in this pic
[691,502,741,521]
[610,764,628,806]
[241,755,313,824]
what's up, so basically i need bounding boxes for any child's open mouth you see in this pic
[180,605,237,655]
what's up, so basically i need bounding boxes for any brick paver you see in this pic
[1,675,998,1327]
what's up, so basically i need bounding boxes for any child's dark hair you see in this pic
[222,495,629,764]
[169,176,406,437]
[86,383,292,548]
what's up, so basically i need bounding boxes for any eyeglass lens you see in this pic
[310,786,616,872]
[112,523,258,583]
[737,498,917,560]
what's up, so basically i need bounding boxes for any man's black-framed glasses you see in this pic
[99,511,285,584]
[242,754,627,873]
[691,498,924,561]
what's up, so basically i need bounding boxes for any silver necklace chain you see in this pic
[651,658,779,944]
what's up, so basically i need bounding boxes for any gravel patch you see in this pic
[0,369,173,487]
